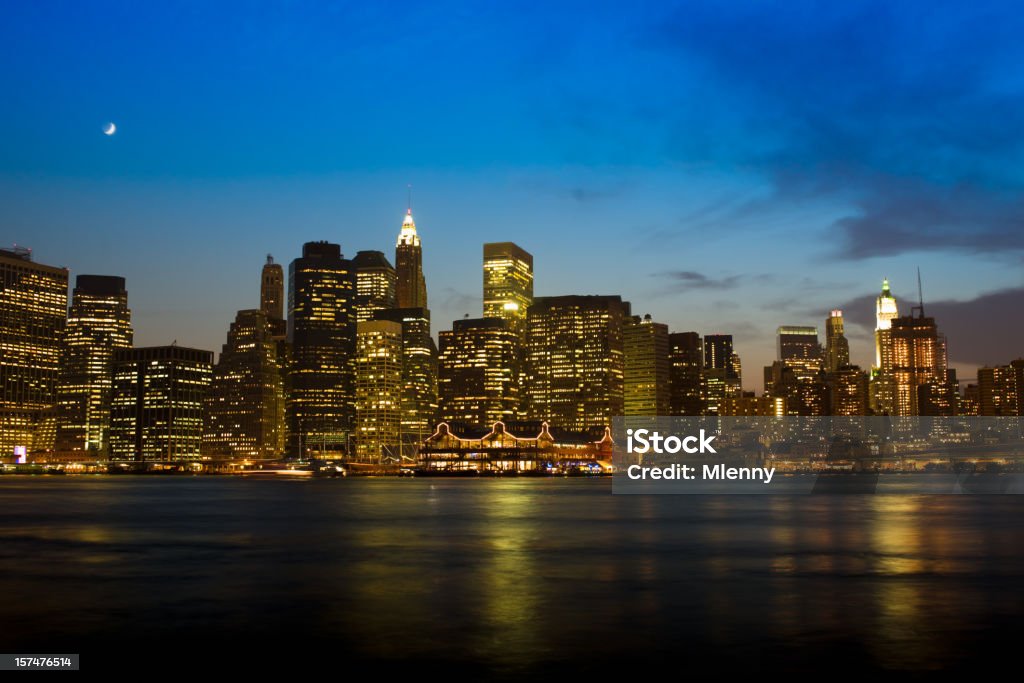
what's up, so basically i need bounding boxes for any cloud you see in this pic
[837,285,1024,368]
[643,2,1024,259]
[654,270,743,291]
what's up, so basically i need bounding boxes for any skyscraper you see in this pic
[702,334,738,415]
[372,307,438,442]
[777,326,822,381]
[260,255,285,322]
[287,241,356,456]
[483,242,533,339]
[110,346,212,461]
[396,209,427,309]
[1,247,68,458]
[353,250,397,323]
[871,279,899,414]
[623,314,670,416]
[668,332,703,416]
[524,295,629,431]
[829,365,869,416]
[438,317,519,427]
[56,275,133,458]
[978,360,1024,416]
[355,319,403,461]
[890,312,947,416]
[203,309,285,459]
[825,310,850,373]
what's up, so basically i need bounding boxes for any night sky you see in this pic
[3,1,1023,390]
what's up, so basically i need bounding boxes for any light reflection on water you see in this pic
[0,477,1022,673]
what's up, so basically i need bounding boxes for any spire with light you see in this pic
[397,208,420,247]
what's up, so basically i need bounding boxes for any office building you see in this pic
[438,317,519,427]
[110,346,212,461]
[871,279,899,414]
[396,209,427,309]
[483,242,533,339]
[55,275,133,458]
[829,365,869,416]
[372,307,438,441]
[0,247,68,458]
[524,295,629,430]
[353,250,397,323]
[890,313,947,416]
[825,310,850,372]
[668,332,703,416]
[355,319,403,461]
[287,241,356,456]
[978,360,1024,416]
[203,310,285,459]
[260,255,285,322]
[778,326,823,381]
[623,314,669,416]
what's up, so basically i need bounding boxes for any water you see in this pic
[1,477,1023,675]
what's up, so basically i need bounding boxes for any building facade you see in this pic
[56,275,133,459]
[110,346,212,461]
[623,314,670,416]
[825,310,850,373]
[890,313,947,416]
[372,307,439,442]
[482,242,533,339]
[668,331,703,416]
[203,310,285,459]
[524,295,629,430]
[438,317,519,427]
[287,241,356,456]
[353,250,397,323]
[354,319,404,461]
[0,247,68,458]
[396,209,427,309]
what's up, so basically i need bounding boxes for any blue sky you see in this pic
[3,1,1023,390]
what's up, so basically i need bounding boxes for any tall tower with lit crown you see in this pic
[871,278,899,414]
[396,209,427,309]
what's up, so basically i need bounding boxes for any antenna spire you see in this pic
[407,183,412,214]
[915,267,925,317]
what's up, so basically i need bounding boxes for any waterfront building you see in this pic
[354,319,403,461]
[438,317,519,427]
[623,314,670,416]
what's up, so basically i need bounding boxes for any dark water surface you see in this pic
[1,477,1023,676]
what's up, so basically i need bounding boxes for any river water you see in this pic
[1,477,1022,675]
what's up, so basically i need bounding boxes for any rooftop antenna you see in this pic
[407,184,412,213]
[266,253,274,265]
[914,267,925,318]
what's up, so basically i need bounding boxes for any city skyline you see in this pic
[4,2,1024,390]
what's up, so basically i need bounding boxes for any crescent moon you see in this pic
[104,122,117,136]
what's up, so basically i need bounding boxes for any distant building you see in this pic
[287,241,356,456]
[525,295,629,430]
[110,346,212,461]
[871,279,899,414]
[828,365,869,416]
[355,320,403,461]
[719,394,785,417]
[56,275,133,459]
[825,310,850,372]
[396,209,427,309]
[483,242,533,339]
[438,317,519,427]
[978,360,1024,416]
[353,250,397,323]
[668,332,703,416]
[260,255,285,322]
[0,247,68,458]
[703,334,734,374]
[702,334,739,415]
[765,361,828,416]
[623,314,669,416]
[204,310,285,459]
[372,307,439,441]
[890,313,947,416]
[777,325,822,381]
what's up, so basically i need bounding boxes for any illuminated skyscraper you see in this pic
[55,275,133,458]
[0,247,68,458]
[438,317,519,427]
[483,242,533,339]
[978,360,1024,416]
[777,326,822,381]
[890,312,947,416]
[668,332,703,415]
[871,279,899,414]
[372,307,438,442]
[825,310,850,373]
[702,334,739,415]
[353,250,397,323]
[260,255,285,322]
[623,314,669,416]
[109,346,212,461]
[524,295,629,430]
[396,209,427,309]
[203,310,285,459]
[829,365,869,416]
[287,241,356,456]
[355,320,403,461]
